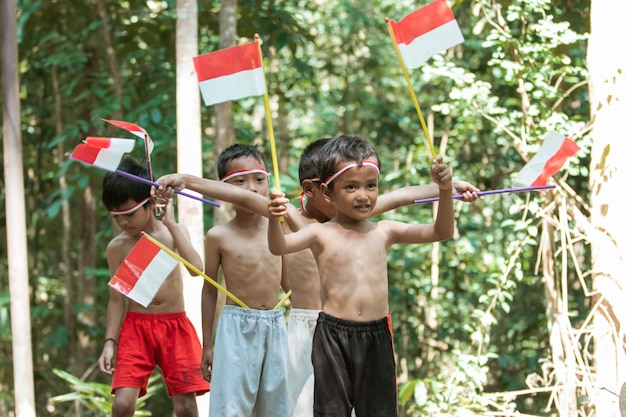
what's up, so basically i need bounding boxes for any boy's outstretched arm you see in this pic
[153,173,269,215]
[373,180,480,216]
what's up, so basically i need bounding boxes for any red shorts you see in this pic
[112,311,210,397]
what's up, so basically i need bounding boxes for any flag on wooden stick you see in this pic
[109,236,179,307]
[388,0,465,69]
[193,40,267,106]
[70,138,135,171]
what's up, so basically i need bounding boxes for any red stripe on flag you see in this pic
[71,143,99,165]
[102,119,147,136]
[391,0,456,45]
[531,137,580,186]
[85,137,115,149]
[193,41,263,82]
[109,238,161,293]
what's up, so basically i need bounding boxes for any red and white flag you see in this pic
[513,131,580,187]
[389,0,465,69]
[102,119,154,154]
[69,138,135,171]
[108,236,179,307]
[193,41,267,106]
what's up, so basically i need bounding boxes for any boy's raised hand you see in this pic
[268,190,289,218]
[430,156,452,190]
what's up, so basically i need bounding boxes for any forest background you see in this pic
[1,0,625,416]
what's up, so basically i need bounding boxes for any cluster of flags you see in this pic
[67,0,581,306]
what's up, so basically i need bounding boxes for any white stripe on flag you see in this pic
[398,20,464,68]
[92,150,127,171]
[126,249,179,307]
[198,67,267,106]
[513,131,580,187]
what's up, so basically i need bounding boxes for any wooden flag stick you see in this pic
[385,19,437,160]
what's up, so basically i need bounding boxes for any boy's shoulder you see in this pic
[106,232,136,252]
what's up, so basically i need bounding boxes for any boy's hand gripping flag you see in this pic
[193,40,267,106]
[109,236,179,308]
[388,0,465,69]
[513,131,580,187]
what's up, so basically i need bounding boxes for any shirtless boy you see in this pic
[268,135,455,416]
[98,156,209,417]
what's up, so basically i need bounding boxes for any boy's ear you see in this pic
[301,179,316,197]
[320,183,333,203]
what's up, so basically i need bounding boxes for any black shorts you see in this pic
[312,312,398,417]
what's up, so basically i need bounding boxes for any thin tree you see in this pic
[1,0,36,415]
[588,0,626,416]
[175,0,208,413]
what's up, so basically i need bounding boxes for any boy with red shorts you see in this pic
[97,156,209,417]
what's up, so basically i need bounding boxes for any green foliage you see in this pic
[3,0,591,415]
[51,369,164,416]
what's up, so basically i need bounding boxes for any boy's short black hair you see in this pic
[318,135,380,189]
[102,156,150,211]
[298,138,331,185]
[217,144,267,179]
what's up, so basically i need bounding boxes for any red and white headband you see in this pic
[323,160,380,185]
[109,197,150,215]
[220,169,270,183]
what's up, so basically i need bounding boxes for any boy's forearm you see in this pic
[434,187,455,239]
[268,219,287,255]
[375,184,439,215]
[201,283,218,347]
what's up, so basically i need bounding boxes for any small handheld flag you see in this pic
[142,233,250,308]
[102,119,154,181]
[67,142,221,207]
[513,131,580,187]
[193,40,267,107]
[109,236,179,307]
[101,119,153,153]
[389,0,465,69]
[386,0,465,160]
[70,139,135,171]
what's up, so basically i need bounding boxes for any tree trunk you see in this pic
[1,0,36,415]
[175,0,208,413]
[588,0,626,415]
[213,0,237,226]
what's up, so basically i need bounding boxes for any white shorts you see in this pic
[209,305,289,417]
[287,308,320,416]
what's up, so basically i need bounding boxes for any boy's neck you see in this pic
[140,217,164,235]
[232,209,264,226]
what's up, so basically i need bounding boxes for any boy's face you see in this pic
[322,161,379,221]
[109,198,153,236]
[223,155,270,198]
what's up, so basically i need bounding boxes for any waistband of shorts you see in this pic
[318,311,391,331]
[125,311,187,321]
[289,308,321,319]
[222,304,284,319]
